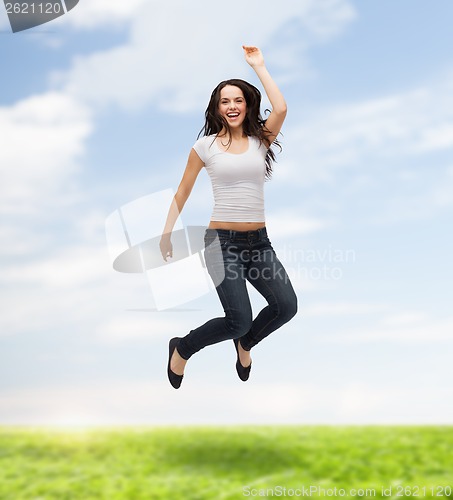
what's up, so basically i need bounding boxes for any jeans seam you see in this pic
[245,274,280,347]
[243,248,288,348]
[213,265,252,339]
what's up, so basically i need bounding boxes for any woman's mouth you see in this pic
[226,112,240,120]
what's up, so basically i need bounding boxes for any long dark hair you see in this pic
[197,78,282,179]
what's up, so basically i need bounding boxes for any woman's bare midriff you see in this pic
[208,221,266,231]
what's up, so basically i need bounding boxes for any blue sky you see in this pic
[1,0,452,425]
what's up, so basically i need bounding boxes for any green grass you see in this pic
[0,426,452,499]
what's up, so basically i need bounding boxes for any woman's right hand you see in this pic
[242,45,265,68]
[159,234,173,261]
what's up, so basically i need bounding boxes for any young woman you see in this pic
[160,45,298,389]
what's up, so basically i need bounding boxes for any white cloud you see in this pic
[52,0,356,113]
[95,314,192,344]
[0,206,218,340]
[382,311,428,327]
[266,211,326,239]
[371,163,453,223]
[320,316,453,344]
[0,0,145,35]
[55,0,356,37]
[1,245,110,288]
[0,236,147,337]
[303,302,389,317]
[285,75,453,185]
[332,383,453,423]
[0,91,92,214]
[0,91,99,341]
[1,380,451,425]
[0,224,51,257]
[63,0,149,29]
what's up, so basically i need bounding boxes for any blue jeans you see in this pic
[177,227,298,360]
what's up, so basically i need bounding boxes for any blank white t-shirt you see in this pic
[192,134,268,222]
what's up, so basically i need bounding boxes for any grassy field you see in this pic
[0,426,452,499]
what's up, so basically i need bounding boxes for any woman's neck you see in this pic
[219,127,245,141]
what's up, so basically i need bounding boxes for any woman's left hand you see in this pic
[242,45,265,67]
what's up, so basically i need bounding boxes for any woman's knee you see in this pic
[278,292,298,322]
[225,311,253,337]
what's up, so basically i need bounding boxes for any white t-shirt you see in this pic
[192,134,268,222]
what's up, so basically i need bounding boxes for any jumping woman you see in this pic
[160,45,298,389]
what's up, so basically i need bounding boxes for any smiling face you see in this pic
[218,85,247,130]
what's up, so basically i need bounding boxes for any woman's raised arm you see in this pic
[243,45,287,146]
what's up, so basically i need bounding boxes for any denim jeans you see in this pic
[177,227,298,360]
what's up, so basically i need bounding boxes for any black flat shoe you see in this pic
[233,338,251,382]
[168,337,184,389]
